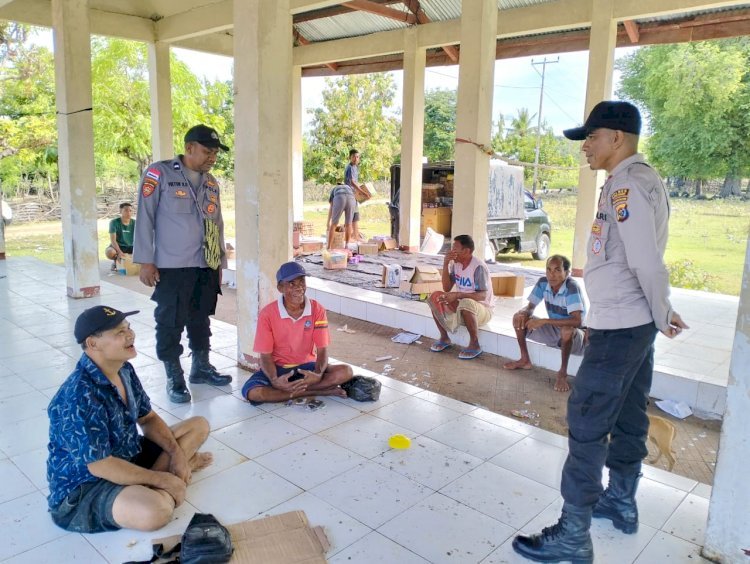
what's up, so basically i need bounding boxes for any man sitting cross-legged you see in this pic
[503,254,586,392]
[242,261,354,405]
[47,306,213,534]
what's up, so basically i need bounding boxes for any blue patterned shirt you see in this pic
[528,276,586,320]
[46,354,152,509]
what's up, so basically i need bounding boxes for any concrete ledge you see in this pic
[307,276,727,419]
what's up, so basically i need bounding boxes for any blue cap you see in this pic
[563,101,641,141]
[276,262,307,283]
[74,306,138,344]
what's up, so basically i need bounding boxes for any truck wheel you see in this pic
[532,233,550,260]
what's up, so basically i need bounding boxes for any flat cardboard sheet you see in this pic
[152,511,330,564]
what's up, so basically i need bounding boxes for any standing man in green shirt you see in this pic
[105,203,136,271]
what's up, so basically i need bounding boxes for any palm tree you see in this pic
[510,108,537,138]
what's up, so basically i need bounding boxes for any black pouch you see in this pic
[180,512,233,564]
[341,375,382,401]
[124,512,233,564]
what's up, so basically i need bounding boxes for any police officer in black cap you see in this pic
[133,125,232,403]
[512,101,688,563]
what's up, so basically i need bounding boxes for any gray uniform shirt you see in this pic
[133,157,226,269]
[584,153,673,332]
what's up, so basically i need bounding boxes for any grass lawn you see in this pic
[4,194,748,296]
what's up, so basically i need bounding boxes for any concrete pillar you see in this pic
[52,0,100,298]
[148,41,174,162]
[398,28,426,252]
[292,65,304,222]
[0,192,6,259]
[571,0,616,276]
[234,0,293,368]
[703,232,750,563]
[452,0,497,246]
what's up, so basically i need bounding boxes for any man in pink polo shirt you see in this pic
[241,262,354,405]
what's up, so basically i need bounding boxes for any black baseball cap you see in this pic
[74,306,139,344]
[184,124,229,151]
[276,262,307,283]
[563,101,642,141]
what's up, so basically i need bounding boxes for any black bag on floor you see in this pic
[124,512,233,564]
[341,375,382,401]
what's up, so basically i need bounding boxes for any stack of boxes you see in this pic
[421,172,453,237]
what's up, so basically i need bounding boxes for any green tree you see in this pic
[617,40,750,196]
[305,74,400,183]
[1,34,235,192]
[423,88,456,162]
[0,27,57,196]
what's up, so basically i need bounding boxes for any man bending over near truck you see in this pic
[428,234,495,360]
[242,262,354,404]
[503,254,585,392]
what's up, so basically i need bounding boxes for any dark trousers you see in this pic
[561,322,657,508]
[152,267,220,361]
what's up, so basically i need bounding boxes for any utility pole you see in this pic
[531,57,558,195]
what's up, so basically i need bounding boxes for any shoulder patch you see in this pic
[615,202,630,222]
[145,168,160,182]
[611,188,629,206]
[142,183,155,197]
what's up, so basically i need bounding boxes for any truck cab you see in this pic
[389,161,552,260]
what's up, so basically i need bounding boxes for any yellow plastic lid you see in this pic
[388,434,411,449]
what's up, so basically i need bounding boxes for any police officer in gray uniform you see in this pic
[133,125,232,403]
[513,101,688,563]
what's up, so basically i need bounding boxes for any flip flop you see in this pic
[458,348,483,360]
[430,340,452,353]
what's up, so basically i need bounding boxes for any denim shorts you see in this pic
[241,362,316,405]
[49,437,162,533]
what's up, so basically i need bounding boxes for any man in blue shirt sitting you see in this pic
[503,254,586,392]
[46,306,212,533]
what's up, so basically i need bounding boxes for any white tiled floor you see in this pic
[0,257,713,562]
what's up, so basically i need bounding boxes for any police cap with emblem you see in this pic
[74,306,139,343]
[184,124,229,151]
[563,101,642,141]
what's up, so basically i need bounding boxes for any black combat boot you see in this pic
[512,503,594,563]
[592,471,642,534]
[189,349,232,386]
[164,359,191,403]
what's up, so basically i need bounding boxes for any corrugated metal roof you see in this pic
[498,0,558,9]
[296,5,412,43]
[420,0,461,21]
[636,3,750,23]
[295,0,565,43]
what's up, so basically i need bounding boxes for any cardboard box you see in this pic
[358,242,378,255]
[355,182,374,204]
[421,182,443,203]
[400,265,444,294]
[300,239,323,254]
[322,250,347,270]
[116,254,140,276]
[381,264,402,288]
[153,511,330,564]
[491,272,525,297]
[420,206,452,237]
[330,225,346,249]
[369,236,398,251]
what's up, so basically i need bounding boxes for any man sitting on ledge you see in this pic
[47,306,212,534]
[242,261,354,404]
[503,254,586,392]
[428,234,495,360]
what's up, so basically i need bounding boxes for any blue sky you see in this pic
[173,46,637,135]
[30,27,636,136]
